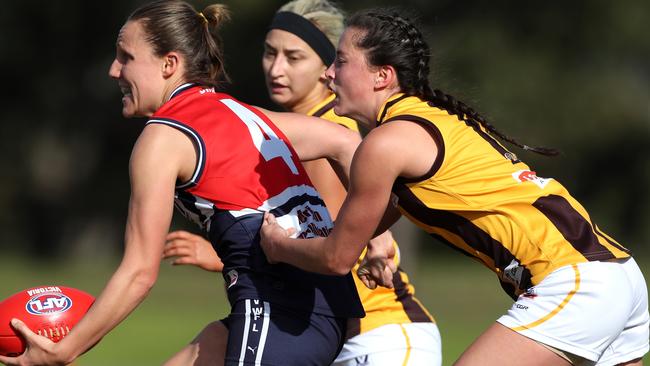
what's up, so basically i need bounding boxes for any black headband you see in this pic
[269,11,336,66]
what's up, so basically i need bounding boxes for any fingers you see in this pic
[386,258,397,274]
[356,258,395,289]
[166,230,196,241]
[0,354,15,365]
[170,256,198,266]
[359,274,377,290]
[162,242,193,259]
[263,212,277,225]
[380,267,395,289]
[9,318,31,338]
[356,266,377,290]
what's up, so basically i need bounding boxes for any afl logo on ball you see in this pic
[26,293,73,315]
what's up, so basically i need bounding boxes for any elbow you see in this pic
[344,133,362,156]
[329,265,352,277]
[129,266,158,296]
[323,251,355,276]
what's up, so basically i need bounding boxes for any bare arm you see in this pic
[257,108,361,188]
[261,120,437,277]
[0,125,193,365]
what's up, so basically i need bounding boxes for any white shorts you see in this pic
[498,257,649,366]
[332,322,442,366]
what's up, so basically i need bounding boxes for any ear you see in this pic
[374,65,397,90]
[161,52,181,78]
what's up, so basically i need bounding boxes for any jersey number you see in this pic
[220,99,299,174]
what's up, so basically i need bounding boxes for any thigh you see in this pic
[163,320,228,366]
[455,322,571,366]
[225,299,346,366]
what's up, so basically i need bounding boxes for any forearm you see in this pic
[55,260,157,362]
[272,236,355,276]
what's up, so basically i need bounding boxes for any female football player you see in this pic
[0,1,366,365]
[163,1,441,365]
[260,7,649,366]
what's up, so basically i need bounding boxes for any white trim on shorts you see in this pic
[497,257,649,365]
[332,322,442,366]
[237,299,271,366]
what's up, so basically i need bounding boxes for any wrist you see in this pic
[55,335,85,365]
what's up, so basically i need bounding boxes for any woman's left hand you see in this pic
[357,231,398,289]
[0,319,67,366]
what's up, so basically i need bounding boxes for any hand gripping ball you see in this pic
[0,286,95,356]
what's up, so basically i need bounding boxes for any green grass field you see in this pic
[1,255,647,365]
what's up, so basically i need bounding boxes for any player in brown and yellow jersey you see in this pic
[309,95,436,353]
[163,1,441,365]
[261,7,649,366]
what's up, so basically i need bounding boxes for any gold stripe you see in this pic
[512,264,580,331]
[411,295,435,322]
[399,324,412,366]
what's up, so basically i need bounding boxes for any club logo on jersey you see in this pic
[390,193,399,207]
[504,152,519,162]
[503,259,524,288]
[199,87,215,94]
[26,293,72,315]
[225,269,239,289]
[522,287,538,299]
[512,170,551,189]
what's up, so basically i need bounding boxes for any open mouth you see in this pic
[269,82,287,92]
[119,83,132,97]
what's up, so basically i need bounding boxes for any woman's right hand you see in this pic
[260,212,296,264]
[163,230,224,272]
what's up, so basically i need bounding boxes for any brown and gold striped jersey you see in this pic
[378,94,630,299]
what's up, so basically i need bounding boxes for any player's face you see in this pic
[108,20,166,118]
[262,29,328,112]
[326,27,378,126]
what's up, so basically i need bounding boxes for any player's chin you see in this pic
[121,108,133,118]
[269,93,292,108]
[120,105,142,119]
[332,103,348,117]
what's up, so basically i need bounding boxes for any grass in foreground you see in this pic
[1,254,647,365]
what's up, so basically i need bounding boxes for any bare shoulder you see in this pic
[130,123,196,181]
[359,121,438,179]
[133,124,193,158]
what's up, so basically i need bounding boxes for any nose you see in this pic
[108,59,121,79]
[325,63,335,81]
[268,54,286,78]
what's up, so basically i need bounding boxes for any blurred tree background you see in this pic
[0,0,648,364]
[1,0,648,266]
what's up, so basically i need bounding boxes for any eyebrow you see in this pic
[264,41,308,55]
[116,41,134,60]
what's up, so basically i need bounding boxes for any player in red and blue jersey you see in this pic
[0,2,363,366]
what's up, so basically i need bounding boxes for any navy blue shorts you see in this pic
[222,298,347,365]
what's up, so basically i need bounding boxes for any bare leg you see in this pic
[454,323,572,366]
[164,321,228,366]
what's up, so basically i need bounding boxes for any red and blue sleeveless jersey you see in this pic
[148,84,363,318]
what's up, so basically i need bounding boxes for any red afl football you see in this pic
[0,286,95,356]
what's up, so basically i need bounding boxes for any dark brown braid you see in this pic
[346,8,559,156]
